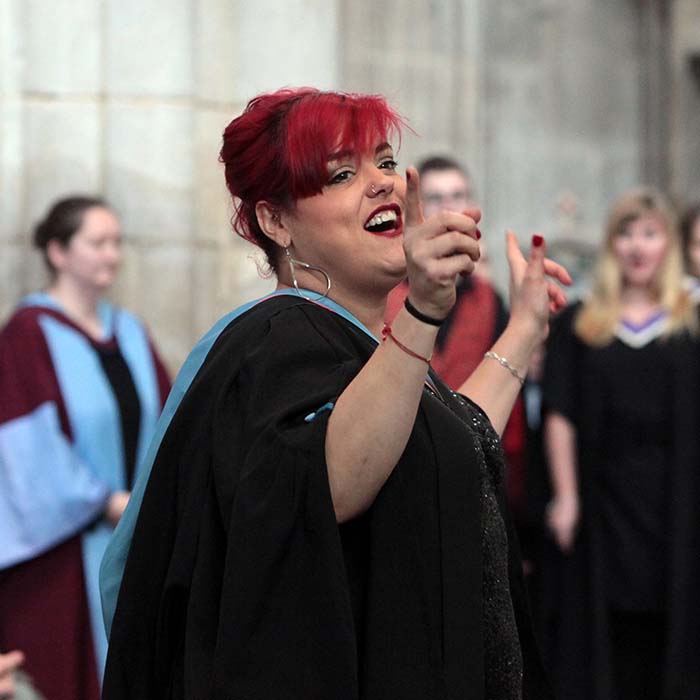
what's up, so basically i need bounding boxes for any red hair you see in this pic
[219,87,406,271]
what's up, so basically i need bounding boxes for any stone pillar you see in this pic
[192,0,340,341]
[0,0,25,313]
[104,0,196,368]
[2,0,340,372]
[669,0,700,203]
[340,0,649,293]
[340,0,484,178]
[479,0,647,291]
[639,0,671,192]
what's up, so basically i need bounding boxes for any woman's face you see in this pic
[51,206,123,292]
[687,218,700,278]
[612,214,669,289]
[283,141,407,297]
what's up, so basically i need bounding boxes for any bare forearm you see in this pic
[543,411,580,550]
[459,319,540,435]
[325,308,437,522]
[544,412,578,497]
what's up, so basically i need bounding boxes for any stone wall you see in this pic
[0,0,339,372]
[2,0,698,372]
[340,0,684,292]
[670,0,700,204]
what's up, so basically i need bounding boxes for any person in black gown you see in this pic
[680,202,700,281]
[100,87,571,700]
[542,187,700,700]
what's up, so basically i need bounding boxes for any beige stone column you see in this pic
[670,0,700,203]
[0,0,25,314]
[2,0,341,373]
[191,0,340,345]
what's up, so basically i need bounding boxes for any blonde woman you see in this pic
[542,187,700,700]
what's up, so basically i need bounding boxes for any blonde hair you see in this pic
[575,186,695,346]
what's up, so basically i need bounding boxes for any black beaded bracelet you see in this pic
[404,297,445,327]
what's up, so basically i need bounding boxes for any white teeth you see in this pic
[366,210,398,228]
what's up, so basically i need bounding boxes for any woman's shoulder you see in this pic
[0,302,52,342]
[178,295,369,394]
[215,294,373,357]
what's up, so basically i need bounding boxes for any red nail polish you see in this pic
[475,227,482,240]
[532,234,544,247]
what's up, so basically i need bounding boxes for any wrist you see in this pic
[553,491,579,503]
[404,296,446,326]
[505,315,546,352]
[390,307,440,357]
[404,293,451,325]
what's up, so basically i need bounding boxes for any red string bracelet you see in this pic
[382,324,432,365]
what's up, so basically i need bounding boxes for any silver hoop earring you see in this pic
[284,246,332,301]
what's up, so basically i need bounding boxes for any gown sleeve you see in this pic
[103,301,370,700]
[147,336,171,407]
[542,304,580,423]
[0,312,111,569]
[210,304,365,696]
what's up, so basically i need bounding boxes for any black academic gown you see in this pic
[541,304,700,700]
[102,296,550,700]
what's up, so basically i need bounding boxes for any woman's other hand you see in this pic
[546,492,580,553]
[457,233,571,437]
[105,490,130,527]
[506,231,571,344]
[0,650,24,700]
[402,166,481,322]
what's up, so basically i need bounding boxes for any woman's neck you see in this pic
[47,277,105,339]
[619,283,657,308]
[618,283,662,326]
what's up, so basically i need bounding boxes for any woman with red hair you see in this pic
[101,88,570,700]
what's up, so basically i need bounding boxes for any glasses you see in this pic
[422,189,473,208]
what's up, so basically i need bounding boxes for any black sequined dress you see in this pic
[459,394,524,699]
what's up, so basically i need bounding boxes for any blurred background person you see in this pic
[680,202,700,281]
[0,196,171,700]
[542,187,700,700]
[386,155,529,536]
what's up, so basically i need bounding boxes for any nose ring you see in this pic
[370,184,377,194]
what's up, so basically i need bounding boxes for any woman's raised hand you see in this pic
[505,231,572,343]
[402,167,481,321]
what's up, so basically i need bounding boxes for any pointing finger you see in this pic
[505,230,525,270]
[461,207,482,225]
[528,234,546,275]
[404,167,425,227]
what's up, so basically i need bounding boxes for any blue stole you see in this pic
[11,293,162,680]
[99,289,378,637]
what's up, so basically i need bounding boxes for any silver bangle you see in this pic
[484,351,525,385]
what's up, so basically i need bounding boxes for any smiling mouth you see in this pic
[364,205,402,236]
